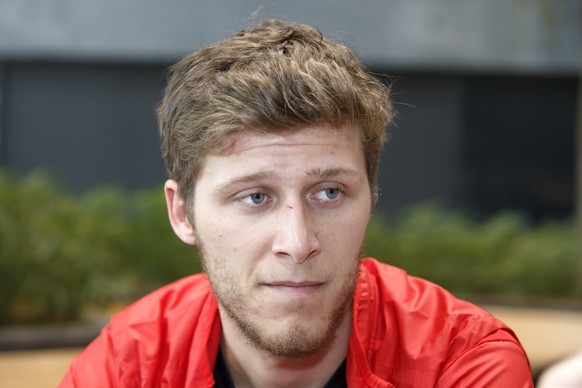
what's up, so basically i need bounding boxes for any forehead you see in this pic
[217,125,361,156]
[189,125,371,204]
[196,125,365,182]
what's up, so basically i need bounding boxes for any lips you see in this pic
[262,281,325,296]
[265,281,324,287]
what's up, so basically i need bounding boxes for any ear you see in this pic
[164,179,197,245]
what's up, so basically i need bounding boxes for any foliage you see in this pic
[0,171,579,325]
[0,170,198,325]
[125,188,202,293]
[0,171,133,324]
[365,203,581,304]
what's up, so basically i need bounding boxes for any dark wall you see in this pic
[0,61,167,192]
[378,74,467,214]
[382,72,576,220]
[464,75,576,220]
[0,62,577,220]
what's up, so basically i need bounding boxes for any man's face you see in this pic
[182,126,372,357]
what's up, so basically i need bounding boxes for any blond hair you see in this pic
[157,19,393,212]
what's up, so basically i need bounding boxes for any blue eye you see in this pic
[325,188,340,199]
[247,193,266,204]
[313,187,343,203]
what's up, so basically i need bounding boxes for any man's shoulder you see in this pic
[359,258,492,320]
[353,259,527,385]
[62,275,221,385]
[357,258,519,357]
[108,273,217,340]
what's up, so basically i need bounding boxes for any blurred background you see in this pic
[0,0,579,219]
[0,0,581,385]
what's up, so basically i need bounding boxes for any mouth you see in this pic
[262,281,326,296]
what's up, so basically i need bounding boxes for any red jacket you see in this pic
[60,259,533,387]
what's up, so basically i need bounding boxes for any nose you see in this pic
[272,202,321,263]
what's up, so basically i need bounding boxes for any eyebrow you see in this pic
[215,171,277,194]
[215,167,361,195]
[306,167,361,179]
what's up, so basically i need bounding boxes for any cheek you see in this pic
[320,212,369,252]
[197,215,272,263]
[195,208,238,242]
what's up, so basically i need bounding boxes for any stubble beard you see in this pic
[197,237,362,359]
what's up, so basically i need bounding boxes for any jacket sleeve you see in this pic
[436,331,534,388]
[58,325,119,387]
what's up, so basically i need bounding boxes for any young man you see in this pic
[61,19,533,387]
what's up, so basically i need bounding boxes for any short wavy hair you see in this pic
[157,19,394,213]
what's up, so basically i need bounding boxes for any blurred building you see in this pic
[0,0,580,220]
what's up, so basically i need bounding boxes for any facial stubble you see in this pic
[196,233,362,359]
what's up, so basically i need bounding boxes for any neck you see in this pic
[219,309,352,388]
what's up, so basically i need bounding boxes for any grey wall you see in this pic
[0,0,580,74]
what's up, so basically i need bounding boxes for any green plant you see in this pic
[365,203,580,304]
[0,170,202,325]
[0,171,133,324]
[124,188,202,294]
[1,171,579,325]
